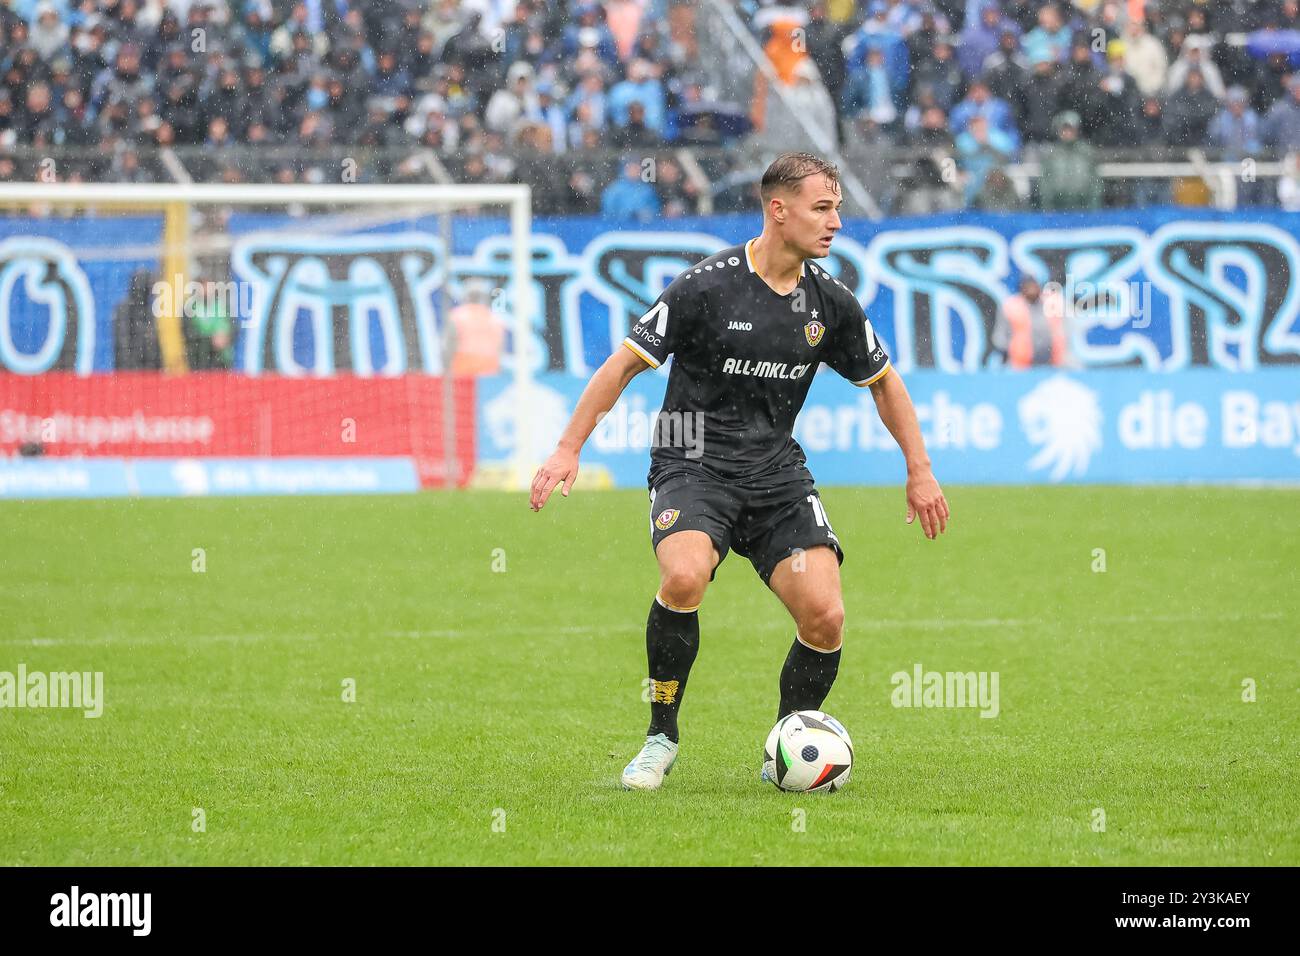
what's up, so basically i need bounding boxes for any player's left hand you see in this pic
[906,469,948,540]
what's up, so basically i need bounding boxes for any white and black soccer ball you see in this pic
[763,710,853,793]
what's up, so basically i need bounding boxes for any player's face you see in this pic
[781,174,843,259]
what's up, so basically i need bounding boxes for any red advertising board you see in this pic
[0,373,476,487]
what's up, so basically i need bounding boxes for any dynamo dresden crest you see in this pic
[804,319,825,347]
[654,508,680,531]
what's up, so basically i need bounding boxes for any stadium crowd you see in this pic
[2,0,1300,214]
[798,0,1300,211]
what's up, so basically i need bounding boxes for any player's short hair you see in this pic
[760,153,841,204]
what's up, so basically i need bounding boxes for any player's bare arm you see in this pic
[529,344,649,512]
[869,368,949,539]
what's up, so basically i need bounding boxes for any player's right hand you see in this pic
[529,448,579,512]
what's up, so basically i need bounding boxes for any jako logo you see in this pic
[50,886,151,936]
[1017,375,1102,481]
[727,321,752,331]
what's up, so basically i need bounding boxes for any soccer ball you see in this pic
[763,710,854,792]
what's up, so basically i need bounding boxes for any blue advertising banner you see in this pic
[477,369,1300,486]
[0,216,161,374]
[3,207,1300,376]
[131,457,420,497]
[0,459,133,498]
[0,457,419,499]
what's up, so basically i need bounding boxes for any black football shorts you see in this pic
[646,464,845,586]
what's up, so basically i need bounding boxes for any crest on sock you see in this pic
[651,679,680,704]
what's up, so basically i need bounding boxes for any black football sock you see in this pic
[777,633,841,720]
[645,593,700,744]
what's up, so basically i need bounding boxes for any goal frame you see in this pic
[0,182,535,487]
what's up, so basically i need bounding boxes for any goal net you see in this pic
[0,183,532,495]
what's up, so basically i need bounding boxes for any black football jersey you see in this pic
[622,239,891,481]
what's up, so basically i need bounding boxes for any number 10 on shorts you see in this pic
[807,495,835,535]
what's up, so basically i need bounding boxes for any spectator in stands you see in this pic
[761,10,811,87]
[956,114,1016,205]
[440,62,478,118]
[1055,35,1104,136]
[908,34,963,111]
[1122,16,1168,98]
[803,1,849,128]
[535,80,567,154]
[904,85,941,136]
[972,166,1023,211]
[950,77,1019,151]
[566,164,601,214]
[610,99,662,149]
[981,26,1029,125]
[1135,95,1166,147]
[904,4,952,75]
[608,58,667,138]
[91,42,149,115]
[601,158,661,223]
[184,279,234,371]
[892,145,963,216]
[1166,35,1225,101]
[113,268,162,371]
[905,102,955,150]
[1039,110,1102,210]
[18,82,58,143]
[1278,0,1300,31]
[843,46,903,129]
[0,92,13,148]
[653,155,700,219]
[205,115,234,151]
[842,1,909,95]
[899,0,943,35]
[58,86,95,146]
[567,71,608,131]
[457,152,494,186]
[1162,68,1219,147]
[996,0,1047,34]
[1,0,1288,213]
[1090,40,1141,149]
[1021,3,1072,66]
[567,98,602,150]
[372,49,412,99]
[993,275,1071,368]
[958,1,1011,79]
[1210,86,1262,159]
[1263,74,1300,154]
[485,60,542,135]
[561,3,620,67]
[405,28,438,80]
[448,280,505,377]
[30,2,68,59]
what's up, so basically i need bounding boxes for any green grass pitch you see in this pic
[0,485,1296,866]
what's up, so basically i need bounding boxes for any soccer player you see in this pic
[529,152,949,790]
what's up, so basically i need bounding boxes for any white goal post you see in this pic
[0,181,535,487]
